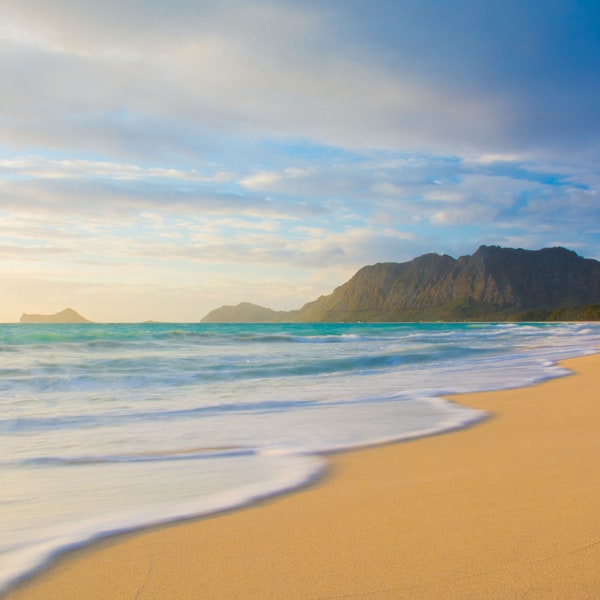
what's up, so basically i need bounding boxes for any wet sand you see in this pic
[5,353,600,599]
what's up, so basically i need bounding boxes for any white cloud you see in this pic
[239,171,281,189]
[464,153,529,165]
[0,156,212,181]
[0,1,513,162]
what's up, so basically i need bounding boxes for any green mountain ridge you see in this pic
[201,245,600,323]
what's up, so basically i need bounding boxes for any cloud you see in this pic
[0,0,560,162]
[6,148,597,270]
[240,171,282,189]
[0,160,275,220]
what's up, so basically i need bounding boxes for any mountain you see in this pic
[296,252,457,322]
[19,308,93,324]
[201,302,298,323]
[297,245,600,322]
[201,246,600,322]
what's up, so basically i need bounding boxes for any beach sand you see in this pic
[5,353,600,599]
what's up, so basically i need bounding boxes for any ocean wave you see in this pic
[5,447,256,468]
[0,396,326,433]
[0,344,481,394]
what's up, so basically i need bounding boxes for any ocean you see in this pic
[1,321,599,593]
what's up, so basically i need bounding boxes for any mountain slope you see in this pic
[296,246,600,321]
[201,246,600,322]
[296,253,458,321]
[201,302,298,323]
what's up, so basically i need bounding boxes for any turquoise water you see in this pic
[1,321,599,592]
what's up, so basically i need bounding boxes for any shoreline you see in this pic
[5,352,600,599]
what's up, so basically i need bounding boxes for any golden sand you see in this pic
[5,353,600,599]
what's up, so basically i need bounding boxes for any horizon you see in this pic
[8,243,597,323]
[1,1,599,322]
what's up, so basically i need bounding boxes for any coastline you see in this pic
[5,352,600,599]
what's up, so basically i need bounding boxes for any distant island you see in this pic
[201,245,600,323]
[20,308,93,324]
[200,302,300,323]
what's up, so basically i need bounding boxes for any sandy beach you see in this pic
[5,352,600,599]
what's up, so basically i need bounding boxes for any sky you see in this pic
[1,0,599,322]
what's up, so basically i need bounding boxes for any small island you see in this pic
[19,308,93,324]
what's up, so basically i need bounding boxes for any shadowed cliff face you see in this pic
[463,246,600,309]
[201,246,600,323]
[296,253,458,321]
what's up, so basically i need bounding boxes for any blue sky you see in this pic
[1,0,599,321]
